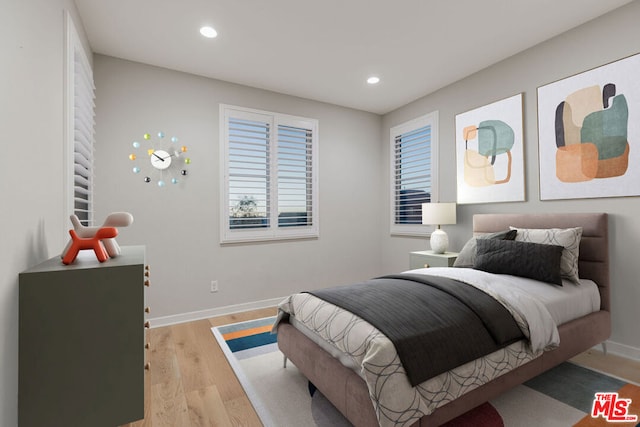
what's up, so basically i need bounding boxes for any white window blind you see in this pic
[73,50,95,226]
[65,12,95,229]
[277,124,313,227]
[390,111,439,235]
[227,116,271,230]
[221,105,318,243]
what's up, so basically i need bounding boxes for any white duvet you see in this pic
[276,268,595,427]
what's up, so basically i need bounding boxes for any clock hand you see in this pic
[152,152,165,162]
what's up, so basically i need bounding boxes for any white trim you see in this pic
[599,339,640,361]
[149,296,284,328]
[63,11,75,239]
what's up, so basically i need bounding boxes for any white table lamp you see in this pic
[422,203,456,254]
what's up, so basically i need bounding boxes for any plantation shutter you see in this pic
[65,12,95,229]
[221,105,318,243]
[73,49,95,226]
[227,116,271,229]
[390,111,438,236]
[277,124,313,227]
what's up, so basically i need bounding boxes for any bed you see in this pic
[275,213,610,426]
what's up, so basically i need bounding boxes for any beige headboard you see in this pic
[473,213,610,311]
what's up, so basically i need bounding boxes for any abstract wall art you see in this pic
[455,93,525,204]
[537,53,640,200]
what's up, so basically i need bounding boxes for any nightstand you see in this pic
[409,251,459,269]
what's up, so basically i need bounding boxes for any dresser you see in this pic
[19,245,148,427]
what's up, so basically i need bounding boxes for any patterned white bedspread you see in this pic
[276,268,561,427]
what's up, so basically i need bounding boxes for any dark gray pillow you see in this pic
[453,229,517,268]
[474,239,564,286]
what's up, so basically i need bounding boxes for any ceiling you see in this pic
[74,0,633,115]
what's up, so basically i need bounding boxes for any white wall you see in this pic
[0,1,90,426]
[92,56,384,323]
[381,0,640,358]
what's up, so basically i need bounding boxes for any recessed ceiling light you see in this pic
[367,76,380,85]
[200,26,218,38]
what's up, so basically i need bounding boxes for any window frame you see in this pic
[389,111,439,236]
[220,104,319,244]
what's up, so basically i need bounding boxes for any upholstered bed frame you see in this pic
[277,213,610,426]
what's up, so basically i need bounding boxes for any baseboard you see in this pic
[149,297,284,328]
[602,339,640,361]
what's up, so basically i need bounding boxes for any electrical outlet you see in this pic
[210,280,219,293]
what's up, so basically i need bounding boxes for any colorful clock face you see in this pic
[128,132,191,187]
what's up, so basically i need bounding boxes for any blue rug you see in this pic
[212,317,640,426]
[215,316,278,354]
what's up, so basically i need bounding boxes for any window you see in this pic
[390,111,439,235]
[64,12,95,228]
[220,105,318,243]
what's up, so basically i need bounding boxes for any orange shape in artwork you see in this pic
[463,125,478,141]
[595,142,629,179]
[556,143,599,182]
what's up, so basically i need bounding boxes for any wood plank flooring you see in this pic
[122,307,639,427]
[122,307,275,427]
[570,348,640,384]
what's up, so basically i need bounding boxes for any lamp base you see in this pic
[429,229,449,254]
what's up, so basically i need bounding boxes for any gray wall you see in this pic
[93,56,384,322]
[1,1,90,426]
[381,0,640,357]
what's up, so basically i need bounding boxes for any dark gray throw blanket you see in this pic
[307,273,524,387]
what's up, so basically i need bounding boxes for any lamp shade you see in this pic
[421,203,456,226]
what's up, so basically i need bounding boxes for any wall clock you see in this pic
[128,132,191,187]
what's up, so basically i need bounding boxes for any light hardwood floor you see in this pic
[122,307,276,427]
[122,307,640,427]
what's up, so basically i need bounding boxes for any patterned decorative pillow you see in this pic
[453,229,517,268]
[474,239,564,285]
[510,226,582,283]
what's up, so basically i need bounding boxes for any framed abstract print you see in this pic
[455,93,525,204]
[537,53,640,200]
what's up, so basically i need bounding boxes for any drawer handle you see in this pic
[145,307,151,314]
[145,342,151,350]
[145,362,151,370]
[144,321,151,328]
[144,271,150,277]
[144,280,150,287]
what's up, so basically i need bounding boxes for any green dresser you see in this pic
[19,245,147,427]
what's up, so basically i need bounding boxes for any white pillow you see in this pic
[510,227,583,283]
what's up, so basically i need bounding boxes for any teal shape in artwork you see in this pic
[477,120,515,158]
[581,94,628,160]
